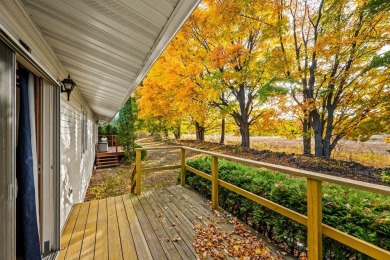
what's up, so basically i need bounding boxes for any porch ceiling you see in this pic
[21,0,199,120]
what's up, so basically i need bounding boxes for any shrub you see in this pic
[104,124,112,135]
[98,125,106,135]
[181,157,390,259]
[381,170,390,186]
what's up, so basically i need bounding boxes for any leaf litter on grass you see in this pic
[84,166,133,201]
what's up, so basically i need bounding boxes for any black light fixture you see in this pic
[61,74,76,101]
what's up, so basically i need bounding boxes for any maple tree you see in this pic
[276,0,390,158]
[137,0,389,158]
[136,52,185,140]
[137,19,220,142]
[188,0,287,149]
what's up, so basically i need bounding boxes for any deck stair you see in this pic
[96,153,119,169]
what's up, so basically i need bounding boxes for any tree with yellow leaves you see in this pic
[137,25,219,141]
[276,0,389,158]
[188,0,287,149]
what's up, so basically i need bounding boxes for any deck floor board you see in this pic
[94,199,108,260]
[143,191,196,259]
[80,200,98,260]
[148,190,198,257]
[115,196,137,259]
[137,194,185,260]
[65,202,90,259]
[130,195,168,260]
[60,186,292,259]
[122,194,153,260]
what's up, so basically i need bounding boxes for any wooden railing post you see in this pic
[115,135,118,153]
[180,148,186,187]
[135,149,142,195]
[307,178,322,259]
[211,156,219,209]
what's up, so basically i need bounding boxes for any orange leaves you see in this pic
[211,43,251,71]
[211,45,227,68]
[193,218,278,260]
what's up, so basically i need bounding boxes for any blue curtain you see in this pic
[16,67,41,259]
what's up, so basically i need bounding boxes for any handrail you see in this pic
[134,145,390,259]
[136,146,390,195]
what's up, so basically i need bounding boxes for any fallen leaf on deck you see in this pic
[172,235,182,242]
[193,216,279,259]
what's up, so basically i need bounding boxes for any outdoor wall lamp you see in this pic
[61,74,76,101]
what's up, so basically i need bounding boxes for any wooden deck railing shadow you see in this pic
[134,146,390,259]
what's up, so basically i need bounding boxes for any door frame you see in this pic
[0,32,61,257]
[39,78,61,255]
[0,38,16,260]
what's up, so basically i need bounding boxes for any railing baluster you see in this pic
[135,149,141,195]
[211,156,219,209]
[115,135,118,153]
[180,148,186,187]
[307,178,322,259]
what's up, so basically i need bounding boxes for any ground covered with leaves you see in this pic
[85,139,184,201]
[84,166,133,201]
[171,140,386,185]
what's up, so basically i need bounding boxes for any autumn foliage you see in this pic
[137,0,389,158]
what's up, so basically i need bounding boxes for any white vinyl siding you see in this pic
[81,108,88,155]
[60,92,96,230]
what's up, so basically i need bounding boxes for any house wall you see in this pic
[0,0,98,232]
[60,91,96,230]
[0,0,66,80]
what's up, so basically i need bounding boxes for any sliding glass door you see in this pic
[0,39,60,258]
[0,39,16,260]
[40,79,60,254]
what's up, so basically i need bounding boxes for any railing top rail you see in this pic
[135,145,390,195]
[182,147,390,195]
[183,146,390,196]
[135,146,183,151]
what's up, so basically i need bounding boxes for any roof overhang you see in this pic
[20,0,200,121]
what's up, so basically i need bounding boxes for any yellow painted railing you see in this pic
[134,146,390,259]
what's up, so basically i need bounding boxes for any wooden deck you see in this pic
[107,146,123,154]
[95,146,123,169]
[59,186,290,260]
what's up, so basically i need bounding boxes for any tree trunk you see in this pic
[323,107,335,159]
[195,122,205,142]
[239,122,250,150]
[173,130,180,140]
[163,128,169,140]
[235,84,251,149]
[302,117,311,155]
[311,112,324,157]
[219,117,225,144]
[173,124,181,140]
